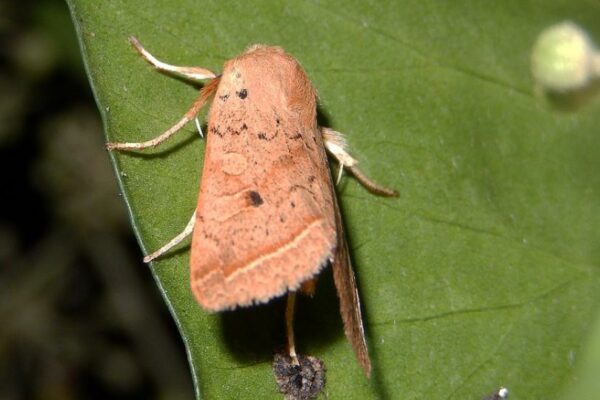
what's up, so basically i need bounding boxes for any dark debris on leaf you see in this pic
[272,352,326,400]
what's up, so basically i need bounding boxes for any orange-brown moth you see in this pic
[107,37,397,377]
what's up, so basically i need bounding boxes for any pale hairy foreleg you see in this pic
[321,127,398,197]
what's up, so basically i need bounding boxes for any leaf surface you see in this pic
[68,1,600,398]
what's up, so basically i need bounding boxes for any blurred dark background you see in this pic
[0,1,194,399]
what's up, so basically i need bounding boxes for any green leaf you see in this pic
[67,1,600,398]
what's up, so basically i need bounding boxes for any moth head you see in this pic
[221,45,318,123]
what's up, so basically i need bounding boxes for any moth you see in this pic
[107,37,397,376]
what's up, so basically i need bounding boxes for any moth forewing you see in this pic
[188,46,338,312]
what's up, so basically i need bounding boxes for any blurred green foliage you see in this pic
[0,2,193,399]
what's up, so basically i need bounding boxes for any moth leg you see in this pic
[129,36,217,81]
[335,162,344,185]
[106,77,219,151]
[285,291,299,365]
[321,127,398,197]
[143,211,196,263]
[194,117,204,138]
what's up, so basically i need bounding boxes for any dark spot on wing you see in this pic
[210,126,224,137]
[257,130,278,141]
[227,126,241,136]
[237,89,248,99]
[248,191,264,207]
